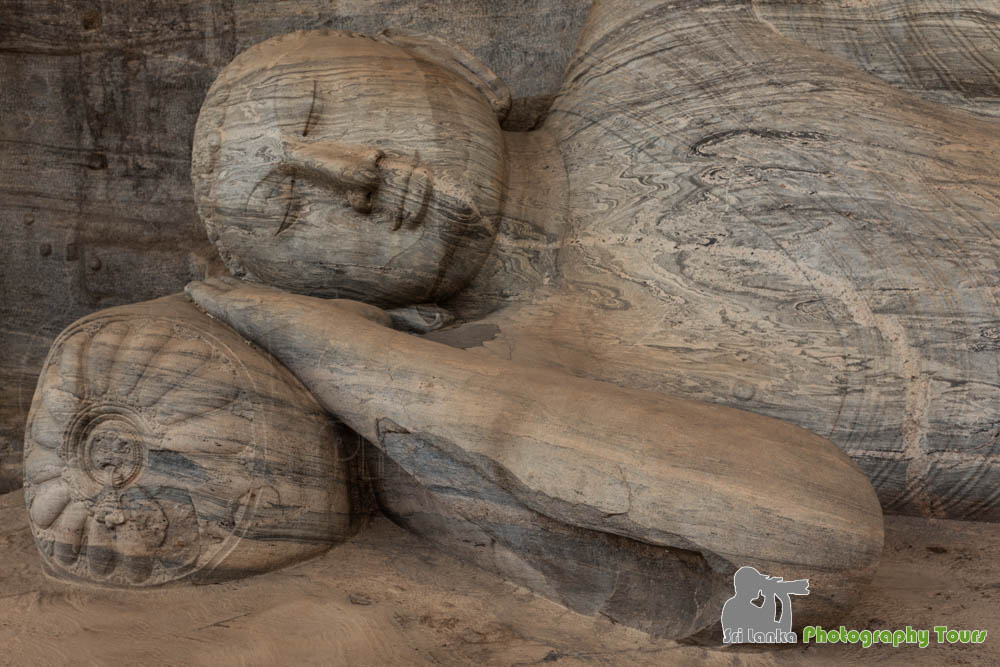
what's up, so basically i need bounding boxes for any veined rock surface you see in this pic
[185,4,1000,524]
[753,0,1000,118]
[446,0,1000,520]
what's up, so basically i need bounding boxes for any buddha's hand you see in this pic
[187,276,391,334]
[185,276,395,386]
[185,275,883,632]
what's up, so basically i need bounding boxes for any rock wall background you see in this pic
[0,0,591,492]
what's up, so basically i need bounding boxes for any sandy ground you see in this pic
[1,489,997,666]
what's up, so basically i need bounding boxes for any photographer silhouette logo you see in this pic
[722,566,810,644]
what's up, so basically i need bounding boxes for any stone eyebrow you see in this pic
[302,80,320,138]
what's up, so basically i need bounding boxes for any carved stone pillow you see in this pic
[23,295,354,586]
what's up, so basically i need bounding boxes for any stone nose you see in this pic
[280,138,384,191]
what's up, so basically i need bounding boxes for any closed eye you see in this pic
[274,176,300,236]
[246,170,303,236]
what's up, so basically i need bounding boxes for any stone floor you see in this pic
[1,489,997,665]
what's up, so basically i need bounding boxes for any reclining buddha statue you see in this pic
[32,0,1000,641]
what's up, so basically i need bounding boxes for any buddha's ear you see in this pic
[377,29,511,123]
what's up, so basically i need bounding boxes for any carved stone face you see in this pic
[193,31,506,308]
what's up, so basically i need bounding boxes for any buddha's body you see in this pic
[184,0,1000,639]
[449,0,1000,520]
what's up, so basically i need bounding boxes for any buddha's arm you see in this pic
[185,278,881,582]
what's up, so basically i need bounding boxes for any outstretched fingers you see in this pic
[184,278,395,380]
[186,278,243,318]
[184,278,290,343]
[188,277,393,329]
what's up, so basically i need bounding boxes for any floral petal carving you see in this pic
[24,295,351,587]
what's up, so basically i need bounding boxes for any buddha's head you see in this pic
[192,30,509,308]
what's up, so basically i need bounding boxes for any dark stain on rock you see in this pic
[86,152,108,170]
[422,323,501,349]
[147,449,209,483]
[690,128,828,158]
[80,9,101,30]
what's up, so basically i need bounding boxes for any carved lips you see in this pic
[377,158,433,230]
